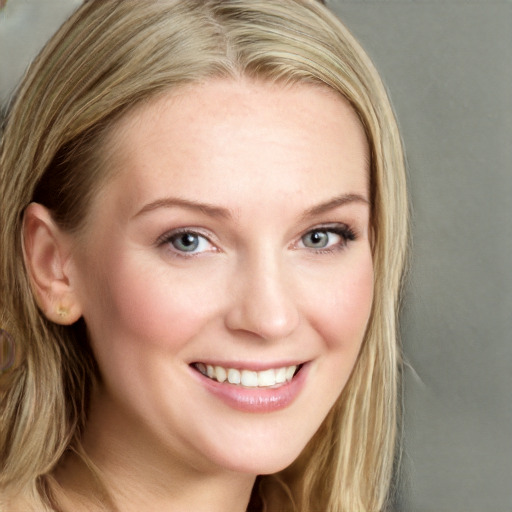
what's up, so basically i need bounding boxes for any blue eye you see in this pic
[162,230,213,255]
[302,230,332,249]
[300,225,356,251]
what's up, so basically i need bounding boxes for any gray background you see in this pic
[1,1,511,511]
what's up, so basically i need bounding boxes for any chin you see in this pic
[202,430,312,476]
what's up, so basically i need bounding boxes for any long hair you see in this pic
[0,1,408,510]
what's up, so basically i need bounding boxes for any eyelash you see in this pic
[156,224,357,259]
[297,224,357,254]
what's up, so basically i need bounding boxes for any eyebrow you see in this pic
[300,193,370,220]
[133,197,233,220]
[133,193,369,221]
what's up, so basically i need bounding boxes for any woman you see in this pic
[0,1,408,510]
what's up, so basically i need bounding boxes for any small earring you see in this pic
[57,306,69,318]
[0,329,15,374]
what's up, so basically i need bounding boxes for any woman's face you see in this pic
[70,79,373,476]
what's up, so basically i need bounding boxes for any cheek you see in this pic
[307,252,374,353]
[80,254,221,355]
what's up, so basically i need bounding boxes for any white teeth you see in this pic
[227,368,241,384]
[195,363,299,388]
[215,365,227,383]
[258,369,275,387]
[275,367,287,384]
[241,370,258,387]
[285,366,296,382]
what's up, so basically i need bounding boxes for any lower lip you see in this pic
[191,364,309,413]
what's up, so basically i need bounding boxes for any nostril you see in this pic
[223,264,300,341]
[224,298,300,341]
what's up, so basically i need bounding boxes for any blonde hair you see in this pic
[0,1,407,510]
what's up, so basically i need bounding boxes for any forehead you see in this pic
[95,79,370,220]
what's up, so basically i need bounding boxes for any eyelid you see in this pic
[156,227,218,256]
[294,223,357,251]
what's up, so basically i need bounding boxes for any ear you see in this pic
[23,203,82,325]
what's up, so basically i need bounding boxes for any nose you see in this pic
[224,253,300,342]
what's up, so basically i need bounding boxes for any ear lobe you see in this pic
[23,203,82,325]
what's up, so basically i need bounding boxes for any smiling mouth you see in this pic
[192,363,302,388]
